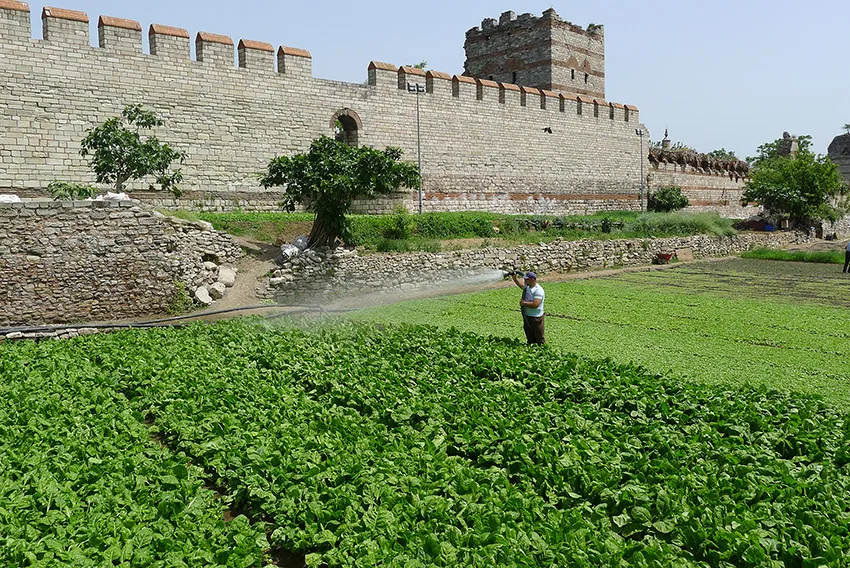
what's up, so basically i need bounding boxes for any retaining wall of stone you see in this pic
[0,199,242,326]
[267,231,807,299]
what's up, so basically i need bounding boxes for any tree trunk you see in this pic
[307,215,337,248]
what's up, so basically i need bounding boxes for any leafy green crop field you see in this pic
[2,321,850,566]
[347,258,850,407]
[0,341,268,566]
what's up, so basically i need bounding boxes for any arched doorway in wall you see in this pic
[331,108,362,146]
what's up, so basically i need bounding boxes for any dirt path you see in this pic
[207,237,277,310]
[190,236,284,319]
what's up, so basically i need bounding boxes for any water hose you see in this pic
[0,303,357,337]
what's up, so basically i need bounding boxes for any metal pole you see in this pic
[407,81,425,214]
[416,88,422,215]
[637,129,645,213]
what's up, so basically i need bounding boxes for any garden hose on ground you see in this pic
[0,303,363,337]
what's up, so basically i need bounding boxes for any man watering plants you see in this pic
[844,240,850,273]
[512,271,545,345]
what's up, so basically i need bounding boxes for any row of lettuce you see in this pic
[0,336,267,566]
[2,321,849,566]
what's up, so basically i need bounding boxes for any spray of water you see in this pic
[283,267,511,314]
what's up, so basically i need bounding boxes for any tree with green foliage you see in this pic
[843,123,850,135]
[647,186,689,213]
[47,181,98,201]
[741,134,847,224]
[707,148,738,161]
[259,136,420,248]
[80,104,186,195]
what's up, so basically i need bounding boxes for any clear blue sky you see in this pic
[26,0,848,159]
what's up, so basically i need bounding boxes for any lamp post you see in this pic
[407,82,425,214]
[635,128,646,213]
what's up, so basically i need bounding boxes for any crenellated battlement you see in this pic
[376,61,636,122]
[0,3,315,77]
[98,16,141,52]
[0,4,634,118]
[466,9,603,39]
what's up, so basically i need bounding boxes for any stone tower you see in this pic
[463,9,605,99]
[828,134,850,185]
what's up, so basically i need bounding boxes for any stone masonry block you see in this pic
[368,60,397,89]
[42,6,88,46]
[238,39,274,71]
[196,32,234,67]
[98,15,142,53]
[500,82,521,106]
[149,23,189,59]
[452,75,476,99]
[0,0,30,43]
[425,70,451,97]
[398,65,425,91]
[277,46,311,77]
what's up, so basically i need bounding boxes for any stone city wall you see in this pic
[648,162,758,218]
[266,231,806,300]
[0,199,242,326]
[0,3,643,215]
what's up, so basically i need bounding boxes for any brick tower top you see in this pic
[463,9,605,99]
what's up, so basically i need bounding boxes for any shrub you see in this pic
[48,181,98,201]
[414,212,497,239]
[166,281,194,314]
[348,212,498,247]
[375,238,440,253]
[495,217,523,236]
[383,206,414,240]
[648,186,689,213]
[347,215,394,247]
[625,212,736,237]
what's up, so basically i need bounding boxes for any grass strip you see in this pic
[741,247,845,264]
[163,210,736,250]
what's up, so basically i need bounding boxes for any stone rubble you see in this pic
[217,266,237,287]
[194,286,214,306]
[208,282,227,300]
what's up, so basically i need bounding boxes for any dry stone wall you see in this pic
[266,231,806,300]
[0,199,242,326]
[0,4,643,216]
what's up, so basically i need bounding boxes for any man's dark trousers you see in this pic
[523,315,545,345]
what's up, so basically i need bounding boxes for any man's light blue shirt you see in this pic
[522,284,545,317]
